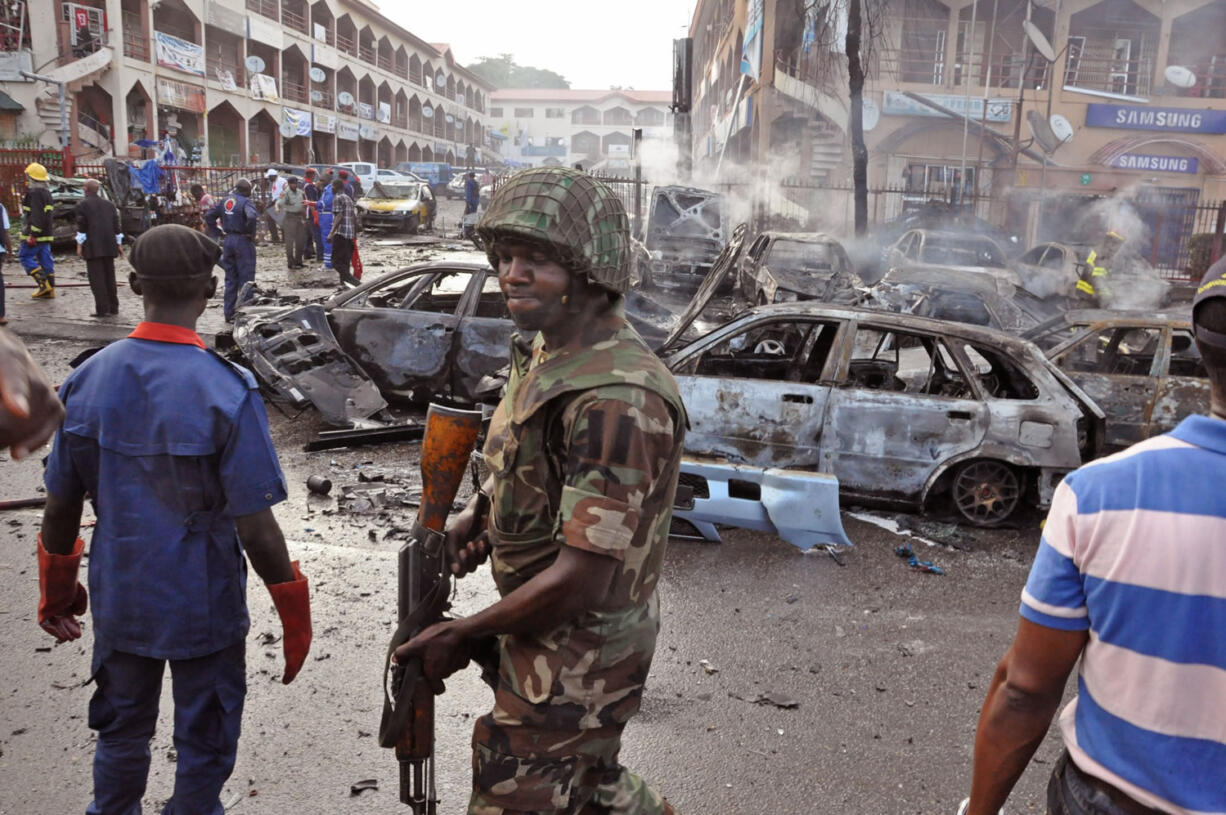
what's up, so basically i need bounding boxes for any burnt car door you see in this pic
[1149,328,1211,436]
[668,314,847,468]
[819,322,989,503]
[328,267,472,400]
[1048,324,1164,449]
[453,269,517,402]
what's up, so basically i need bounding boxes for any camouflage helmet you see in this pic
[476,167,631,294]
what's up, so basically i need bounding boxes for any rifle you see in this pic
[380,404,484,813]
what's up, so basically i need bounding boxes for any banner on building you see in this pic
[283,107,312,137]
[246,15,283,49]
[205,3,246,37]
[215,68,238,92]
[740,0,764,81]
[359,102,374,121]
[314,112,337,133]
[155,31,206,77]
[314,23,328,42]
[312,43,338,70]
[377,102,391,124]
[359,123,377,140]
[337,121,359,141]
[156,77,206,113]
[882,91,1012,122]
[250,73,280,102]
[1109,153,1199,173]
[1085,103,1226,134]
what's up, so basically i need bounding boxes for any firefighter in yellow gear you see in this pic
[20,162,57,299]
[1075,230,1124,305]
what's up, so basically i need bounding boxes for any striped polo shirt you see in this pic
[1021,414,1226,815]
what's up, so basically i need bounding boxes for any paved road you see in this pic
[0,222,1068,814]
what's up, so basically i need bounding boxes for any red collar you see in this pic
[128,322,206,349]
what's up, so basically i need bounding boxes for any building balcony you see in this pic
[1062,52,1153,98]
[336,33,356,57]
[282,7,309,35]
[377,53,393,73]
[121,11,148,61]
[283,78,309,105]
[246,0,279,23]
[207,56,244,86]
[359,45,375,65]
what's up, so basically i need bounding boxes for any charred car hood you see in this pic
[645,186,725,248]
[659,223,747,352]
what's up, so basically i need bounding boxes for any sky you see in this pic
[382,0,697,91]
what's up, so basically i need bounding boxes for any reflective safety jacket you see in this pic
[21,186,54,242]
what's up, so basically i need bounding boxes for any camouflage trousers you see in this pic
[467,714,669,815]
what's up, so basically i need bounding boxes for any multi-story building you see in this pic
[487,88,674,172]
[690,0,1226,263]
[0,0,496,167]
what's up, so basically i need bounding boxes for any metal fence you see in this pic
[0,148,71,217]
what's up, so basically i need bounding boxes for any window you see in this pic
[1169,330,1207,378]
[513,107,534,118]
[686,319,839,382]
[472,272,510,319]
[1056,327,1161,376]
[355,270,473,313]
[845,328,974,398]
[920,236,1005,268]
[489,107,503,117]
[959,343,1039,399]
[1019,245,1066,269]
[764,240,845,273]
[545,108,565,118]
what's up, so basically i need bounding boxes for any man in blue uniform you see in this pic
[302,167,322,261]
[36,224,312,815]
[205,179,258,322]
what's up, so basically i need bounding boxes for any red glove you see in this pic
[37,534,88,642]
[267,561,311,684]
[25,235,37,247]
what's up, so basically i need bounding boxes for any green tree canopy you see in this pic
[465,54,570,89]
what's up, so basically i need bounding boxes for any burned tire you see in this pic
[951,460,1021,527]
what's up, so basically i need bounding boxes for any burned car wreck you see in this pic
[737,231,863,306]
[1025,310,1209,451]
[656,250,1105,526]
[229,260,685,419]
[638,185,727,294]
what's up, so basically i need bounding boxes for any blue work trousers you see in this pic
[18,241,54,277]
[219,234,255,320]
[319,211,333,270]
[86,642,246,815]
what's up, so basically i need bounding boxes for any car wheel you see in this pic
[951,460,1021,527]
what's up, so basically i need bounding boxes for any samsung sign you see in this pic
[1086,103,1226,134]
[1110,153,1199,174]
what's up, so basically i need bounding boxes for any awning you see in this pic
[0,90,24,111]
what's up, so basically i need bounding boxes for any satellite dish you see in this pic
[1164,65,1197,88]
[862,98,880,132]
[245,55,266,74]
[1023,20,1056,62]
[338,91,354,106]
[445,114,454,124]
[1049,114,1074,144]
[1027,109,1062,155]
[309,67,326,83]
[435,72,445,88]
[280,120,297,138]
[310,89,323,103]
[422,106,434,119]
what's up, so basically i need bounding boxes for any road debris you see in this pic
[350,779,379,796]
[894,544,945,575]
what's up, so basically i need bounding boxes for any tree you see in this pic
[778,0,887,236]
[466,54,570,89]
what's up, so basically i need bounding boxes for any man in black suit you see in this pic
[75,179,123,317]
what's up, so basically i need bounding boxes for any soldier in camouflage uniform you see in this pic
[396,167,686,815]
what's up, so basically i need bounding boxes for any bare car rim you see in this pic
[952,460,1021,526]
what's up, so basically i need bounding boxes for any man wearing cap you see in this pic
[19,162,57,299]
[337,168,355,199]
[276,176,307,270]
[74,179,123,317]
[395,167,684,815]
[204,180,259,322]
[302,168,322,261]
[958,253,1226,815]
[36,224,312,814]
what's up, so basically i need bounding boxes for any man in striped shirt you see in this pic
[962,255,1226,815]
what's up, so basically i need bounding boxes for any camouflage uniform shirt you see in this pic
[472,302,686,814]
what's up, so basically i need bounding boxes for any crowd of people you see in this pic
[3,167,1224,815]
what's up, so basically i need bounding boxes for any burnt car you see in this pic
[866,267,1058,333]
[656,254,1105,526]
[1024,310,1209,451]
[884,229,1020,287]
[737,231,863,306]
[638,185,727,294]
[234,259,685,409]
[1012,241,1171,310]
